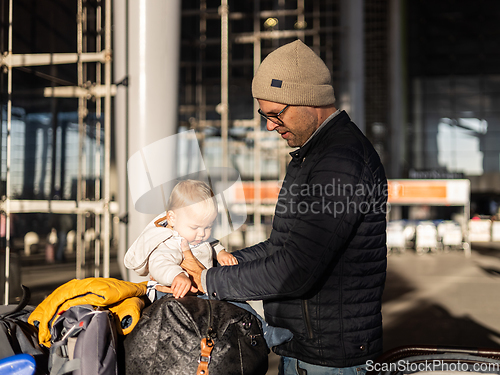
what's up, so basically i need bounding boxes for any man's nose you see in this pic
[266,120,279,132]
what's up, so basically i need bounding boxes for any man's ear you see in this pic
[166,210,176,227]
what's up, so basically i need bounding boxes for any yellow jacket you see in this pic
[29,278,148,347]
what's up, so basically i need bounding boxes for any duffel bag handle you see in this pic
[197,337,214,375]
[0,285,30,318]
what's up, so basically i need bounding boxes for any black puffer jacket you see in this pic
[206,111,387,367]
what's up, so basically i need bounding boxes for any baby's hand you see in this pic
[217,250,238,266]
[171,273,194,298]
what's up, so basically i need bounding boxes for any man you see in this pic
[174,39,388,374]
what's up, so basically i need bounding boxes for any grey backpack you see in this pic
[48,304,118,375]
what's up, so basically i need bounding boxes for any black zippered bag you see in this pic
[0,285,49,374]
[124,296,269,375]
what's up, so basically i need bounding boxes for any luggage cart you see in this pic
[387,179,471,257]
[387,221,406,254]
[437,220,464,251]
[403,222,417,250]
[415,221,438,254]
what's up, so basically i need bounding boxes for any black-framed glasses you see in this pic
[258,104,290,125]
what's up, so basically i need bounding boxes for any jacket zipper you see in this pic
[301,300,314,339]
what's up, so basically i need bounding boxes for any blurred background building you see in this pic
[1,0,500,300]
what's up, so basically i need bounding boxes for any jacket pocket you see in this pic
[301,300,314,339]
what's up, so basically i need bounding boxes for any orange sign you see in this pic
[234,181,281,203]
[231,179,470,206]
[388,179,469,205]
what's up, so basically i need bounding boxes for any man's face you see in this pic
[258,99,320,147]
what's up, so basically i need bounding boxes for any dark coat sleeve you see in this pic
[206,148,370,301]
[232,240,272,263]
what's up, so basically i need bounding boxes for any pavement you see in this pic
[6,242,500,374]
[383,242,500,350]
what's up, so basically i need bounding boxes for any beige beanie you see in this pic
[252,40,335,106]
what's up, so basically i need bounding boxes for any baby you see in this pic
[124,179,293,348]
[124,179,237,299]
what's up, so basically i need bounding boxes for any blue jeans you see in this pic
[279,356,367,375]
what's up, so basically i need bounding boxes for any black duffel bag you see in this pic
[0,285,49,374]
[124,296,269,375]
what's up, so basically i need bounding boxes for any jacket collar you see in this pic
[289,110,351,161]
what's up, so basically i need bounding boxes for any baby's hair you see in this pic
[167,180,217,214]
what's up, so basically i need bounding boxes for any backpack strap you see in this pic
[56,358,81,375]
[49,319,84,375]
[197,337,214,375]
[50,343,81,375]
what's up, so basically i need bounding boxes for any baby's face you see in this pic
[169,202,217,246]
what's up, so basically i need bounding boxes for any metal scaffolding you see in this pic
[179,0,341,248]
[0,0,116,303]
[0,0,364,290]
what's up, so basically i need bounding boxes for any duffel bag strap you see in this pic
[0,285,30,318]
[197,337,214,375]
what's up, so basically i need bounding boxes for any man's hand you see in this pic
[180,239,206,293]
[217,249,238,266]
[171,273,196,298]
[150,275,172,294]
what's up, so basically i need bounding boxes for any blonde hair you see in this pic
[167,180,217,215]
